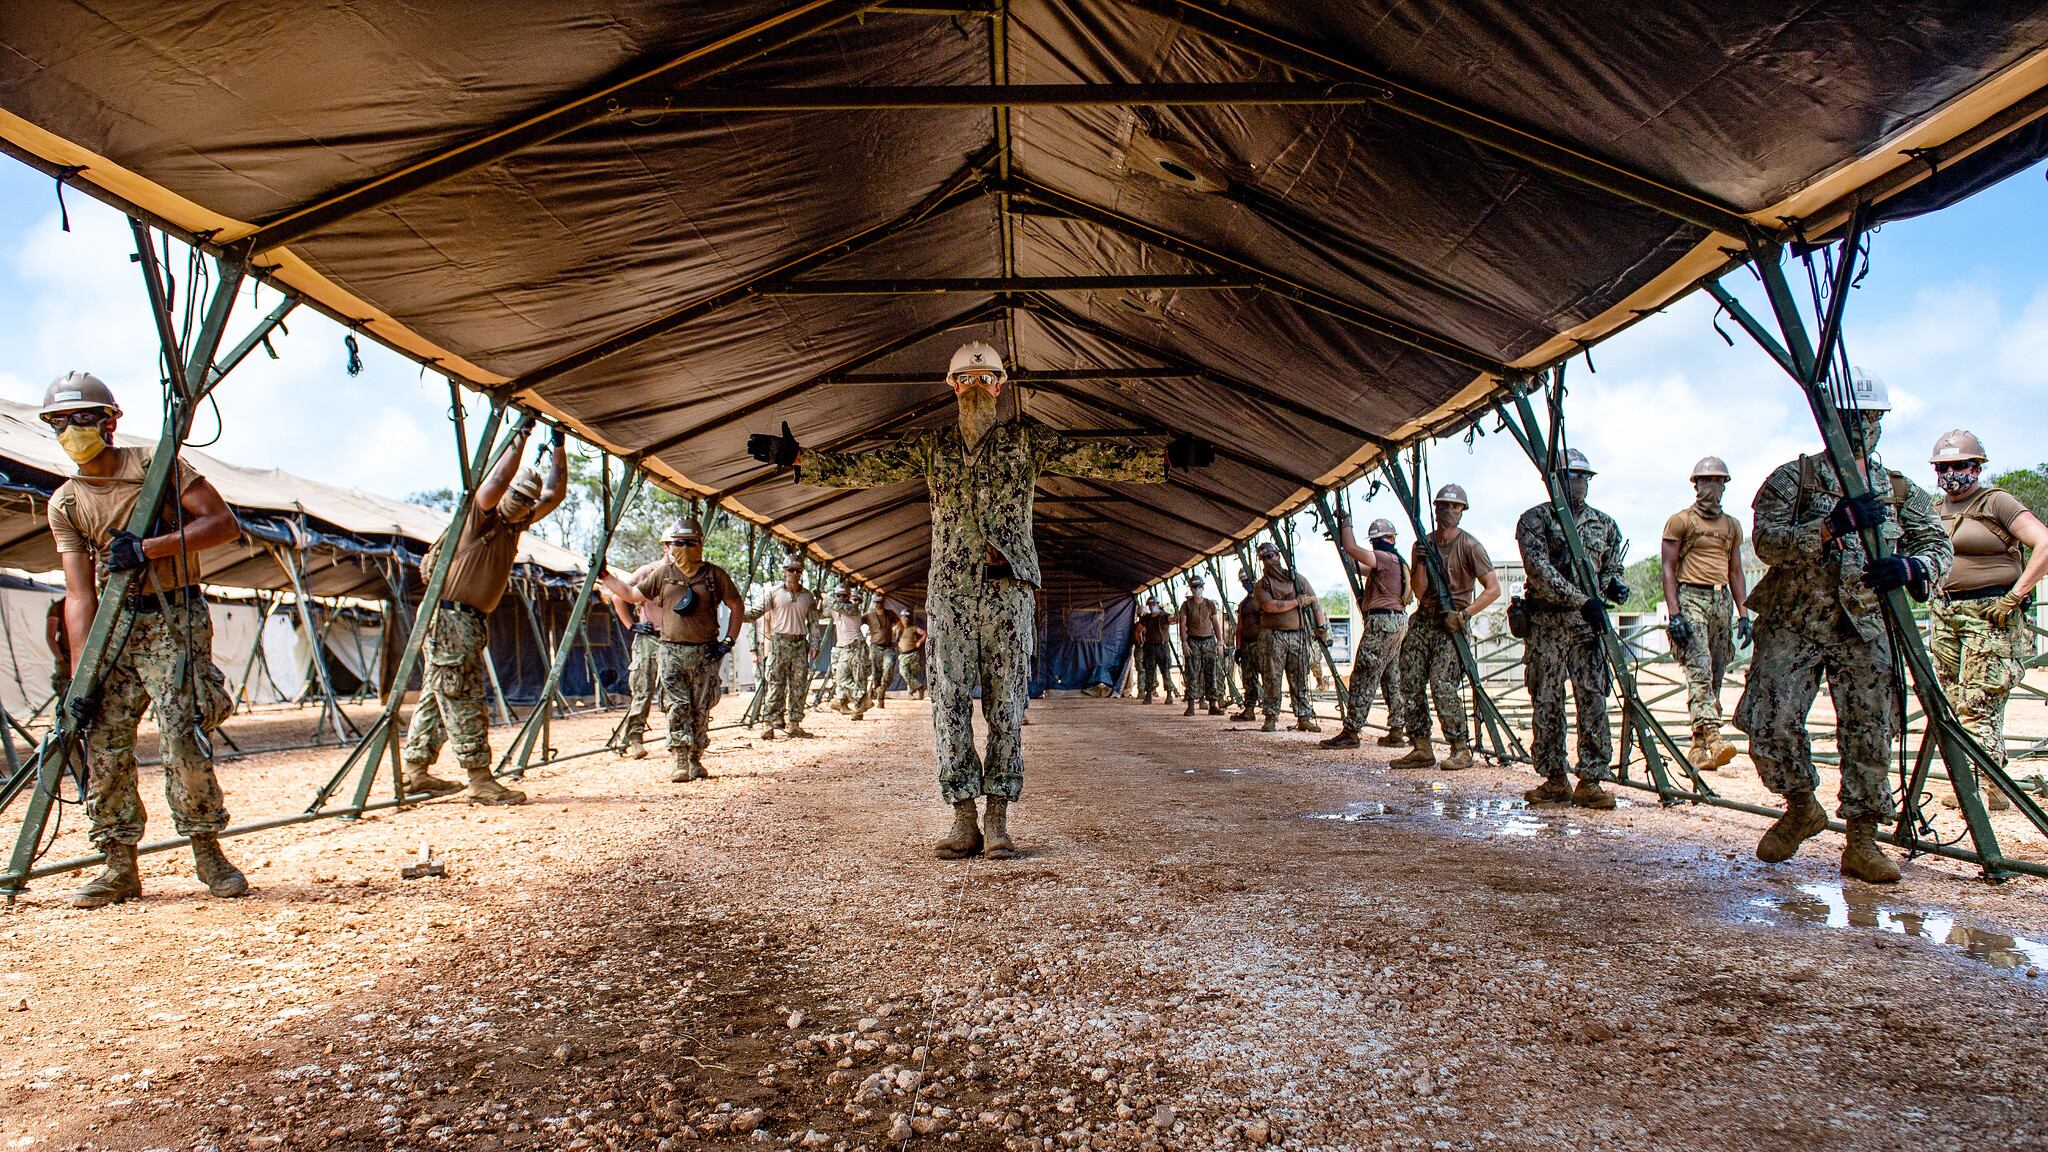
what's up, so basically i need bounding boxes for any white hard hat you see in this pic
[1367,518,1397,540]
[1690,456,1732,481]
[1830,369,1891,413]
[1560,448,1596,476]
[947,341,1006,383]
[1432,483,1468,507]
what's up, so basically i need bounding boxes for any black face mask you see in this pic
[1370,538,1398,555]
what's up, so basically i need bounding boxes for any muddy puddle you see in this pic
[1746,881,2048,974]
[1302,784,1630,837]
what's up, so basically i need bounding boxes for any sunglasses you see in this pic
[949,370,1004,395]
[1933,461,1979,474]
[43,409,110,430]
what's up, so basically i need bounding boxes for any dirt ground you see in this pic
[3,689,2047,1152]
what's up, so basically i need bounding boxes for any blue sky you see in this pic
[0,155,2042,593]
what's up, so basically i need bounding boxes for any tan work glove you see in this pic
[1987,591,2027,628]
[1444,610,1468,634]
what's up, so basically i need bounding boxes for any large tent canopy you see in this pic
[5,1,2047,598]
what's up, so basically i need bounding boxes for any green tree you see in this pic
[1621,555,1662,612]
[1993,464,2048,521]
[1320,589,1352,619]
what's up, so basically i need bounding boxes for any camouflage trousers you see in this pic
[869,646,900,699]
[1734,617,1899,821]
[84,597,234,848]
[761,633,811,728]
[900,648,926,691]
[621,630,663,746]
[928,576,1033,804]
[403,604,492,776]
[1137,643,1175,697]
[1184,635,1223,705]
[1524,614,1613,782]
[832,637,871,705]
[659,641,718,763]
[1930,597,2030,769]
[1342,613,1406,730]
[1237,636,1264,709]
[1260,628,1315,720]
[1673,584,1735,729]
[1398,615,1468,745]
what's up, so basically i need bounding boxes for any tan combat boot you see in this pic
[982,798,1016,860]
[1320,727,1363,749]
[1756,790,1827,863]
[1207,702,1225,716]
[1294,716,1321,733]
[1260,714,1279,733]
[1841,817,1902,883]
[190,834,249,898]
[1523,775,1571,805]
[466,769,528,806]
[402,759,465,797]
[1571,779,1616,810]
[786,723,813,738]
[1441,741,1475,771]
[1376,726,1408,747]
[624,739,649,759]
[71,842,142,908]
[1706,730,1739,770]
[1687,726,1718,773]
[1389,737,1437,770]
[1230,704,1257,722]
[934,800,983,860]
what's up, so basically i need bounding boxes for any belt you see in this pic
[437,599,483,618]
[1367,608,1403,617]
[1948,583,2015,602]
[123,584,202,613]
[1677,582,1727,593]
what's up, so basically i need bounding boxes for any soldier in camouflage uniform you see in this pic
[1660,456,1752,773]
[746,556,818,738]
[606,561,666,758]
[771,341,1184,860]
[604,518,745,781]
[866,599,901,707]
[1392,485,1501,771]
[1322,514,1409,749]
[825,586,871,718]
[1174,574,1226,716]
[1134,597,1175,703]
[1253,542,1328,732]
[39,372,247,907]
[1515,450,1630,809]
[1735,373,1952,883]
[1926,429,2048,812]
[1231,566,1265,722]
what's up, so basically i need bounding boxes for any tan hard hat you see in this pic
[1690,455,1732,481]
[1930,429,1987,464]
[1367,518,1397,540]
[39,371,122,420]
[506,467,546,501]
[1432,483,1468,507]
[662,517,704,544]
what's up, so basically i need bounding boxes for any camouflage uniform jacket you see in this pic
[1515,502,1625,613]
[1750,454,1952,645]
[801,419,1166,589]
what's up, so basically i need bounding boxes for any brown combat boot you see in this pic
[402,759,465,797]
[1687,728,1718,773]
[1320,727,1362,749]
[1571,779,1617,810]
[1207,703,1225,716]
[1294,716,1321,733]
[1523,775,1571,805]
[1183,700,1196,716]
[466,769,528,806]
[1441,741,1475,771]
[982,798,1016,860]
[1376,726,1409,747]
[1260,714,1279,732]
[1230,704,1257,722]
[190,834,248,898]
[786,723,813,738]
[1841,817,1901,883]
[71,842,142,908]
[934,800,983,860]
[1390,737,1437,770]
[1756,790,1827,863]
[1706,730,1739,770]
[1141,692,1154,705]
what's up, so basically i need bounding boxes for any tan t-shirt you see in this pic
[47,446,204,591]
[1940,487,2029,592]
[1236,596,1262,643]
[1179,596,1220,638]
[1412,530,1493,614]
[1257,572,1316,632]
[1662,506,1743,587]
[864,608,895,646]
[1362,548,1407,613]
[440,502,537,614]
[1137,610,1173,646]
[631,559,740,644]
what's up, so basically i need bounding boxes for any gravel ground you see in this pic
[3,690,2046,1152]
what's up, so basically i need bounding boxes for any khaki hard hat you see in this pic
[947,340,1007,382]
[782,556,805,572]
[1930,429,1987,464]
[662,517,704,544]
[1559,448,1596,476]
[506,467,545,501]
[1432,483,1468,507]
[1690,455,1732,481]
[1367,518,1397,540]
[40,371,121,420]
[1830,368,1891,413]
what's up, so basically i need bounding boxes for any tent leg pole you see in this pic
[270,542,360,744]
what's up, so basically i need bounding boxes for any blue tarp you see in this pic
[1032,592,1135,696]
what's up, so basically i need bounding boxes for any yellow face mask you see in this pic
[57,424,106,465]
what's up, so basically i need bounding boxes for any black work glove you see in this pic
[1166,433,1215,470]
[67,691,99,728]
[104,530,148,573]
[1861,555,1931,600]
[746,421,800,467]
[548,424,566,449]
[1578,598,1607,629]
[1667,614,1695,649]
[1735,616,1754,645]
[705,637,733,661]
[1824,492,1886,540]
[1602,577,1631,606]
